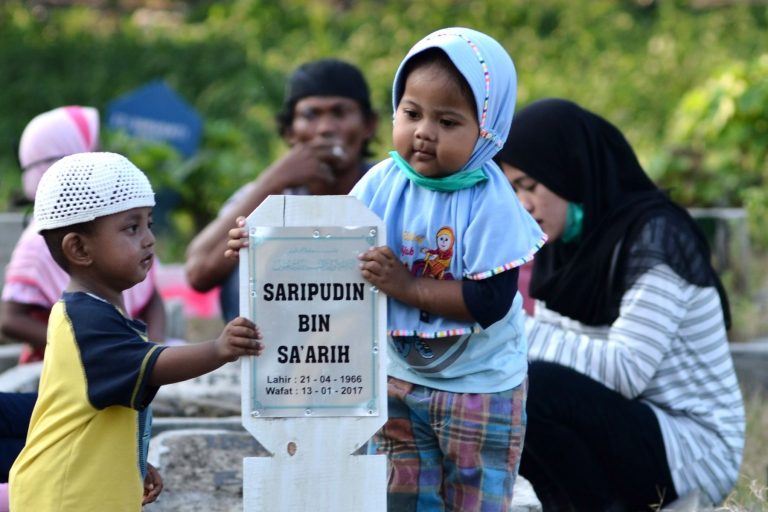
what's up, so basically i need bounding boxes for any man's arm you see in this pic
[185,200,254,292]
[185,146,333,292]
[185,167,290,291]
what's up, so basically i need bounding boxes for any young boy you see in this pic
[9,152,264,512]
[227,28,546,512]
[351,28,545,511]
[1,106,170,365]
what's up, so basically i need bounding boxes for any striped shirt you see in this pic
[525,263,745,504]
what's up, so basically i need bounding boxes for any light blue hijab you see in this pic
[350,26,545,342]
[392,27,517,173]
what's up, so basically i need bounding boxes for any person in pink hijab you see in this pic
[18,106,100,202]
[0,106,168,363]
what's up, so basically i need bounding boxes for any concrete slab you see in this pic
[660,490,713,511]
[731,339,768,394]
[511,474,542,512]
[152,416,243,436]
[0,361,41,392]
[152,361,240,417]
[0,344,22,373]
[146,429,268,512]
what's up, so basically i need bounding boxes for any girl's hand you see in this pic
[358,246,415,300]
[216,316,264,361]
[224,216,248,260]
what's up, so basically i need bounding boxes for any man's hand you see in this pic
[276,142,337,188]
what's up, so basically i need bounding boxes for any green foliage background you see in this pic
[4,2,768,502]
[1,0,766,261]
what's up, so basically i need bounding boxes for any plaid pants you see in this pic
[373,377,527,511]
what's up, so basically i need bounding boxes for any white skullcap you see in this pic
[34,152,155,232]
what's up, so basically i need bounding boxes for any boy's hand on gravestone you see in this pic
[216,316,264,362]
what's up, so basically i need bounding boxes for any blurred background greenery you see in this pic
[2,0,766,269]
[3,2,768,505]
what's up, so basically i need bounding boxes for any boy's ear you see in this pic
[61,233,93,267]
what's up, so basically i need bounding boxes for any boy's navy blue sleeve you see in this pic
[462,268,519,328]
[65,296,165,410]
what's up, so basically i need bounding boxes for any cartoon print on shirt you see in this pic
[397,226,457,360]
[410,226,456,280]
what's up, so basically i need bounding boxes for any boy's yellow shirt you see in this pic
[10,292,164,512]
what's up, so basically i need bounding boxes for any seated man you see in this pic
[185,59,378,321]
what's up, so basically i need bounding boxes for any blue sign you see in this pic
[106,80,202,158]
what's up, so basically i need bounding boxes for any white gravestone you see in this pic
[239,195,387,511]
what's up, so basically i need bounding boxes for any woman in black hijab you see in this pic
[497,99,744,511]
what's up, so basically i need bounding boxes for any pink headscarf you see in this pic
[5,106,159,362]
[18,106,99,201]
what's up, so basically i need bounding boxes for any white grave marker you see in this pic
[240,195,387,511]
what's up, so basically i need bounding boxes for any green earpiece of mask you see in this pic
[562,202,583,243]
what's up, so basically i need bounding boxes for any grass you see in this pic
[720,256,768,509]
[719,390,768,511]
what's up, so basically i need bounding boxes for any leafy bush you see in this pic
[652,55,768,247]
[2,0,767,260]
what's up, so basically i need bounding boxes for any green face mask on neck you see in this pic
[389,151,487,192]
[562,202,583,243]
